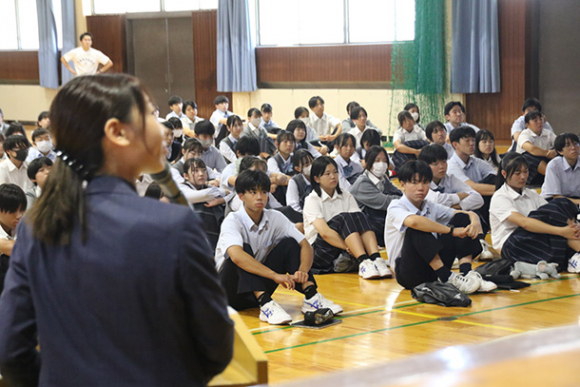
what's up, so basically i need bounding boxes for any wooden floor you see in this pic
[239,262,580,385]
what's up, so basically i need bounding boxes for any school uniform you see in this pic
[220,162,237,191]
[385,196,481,289]
[426,174,484,211]
[219,135,238,163]
[349,126,382,148]
[349,170,402,246]
[510,115,554,151]
[335,155,364,185]
[516,128,556,184]
[443,142,455,160]
[135,174,153,196]
[309,113,341,138]
[215,205,316,310]
[25,148,56,163]
[165,111,186,121]
[241,124,276,155]
[479,153,501,171]
[172,160,219,186]
[267,153,294,175]
[201,145,227,173]
[392,127,429,173]
[295,140,321,158]
[0,223,15,293]
[306,125,319,142]
[444,122,480,135]
[541,157,580,199]
[166,140,182,163]
[0,160,33,192]
[0,175,233,386]
[286,174,312,213]
[210,109,233,147]
[341,118,379,133]
[25,185,41,210]
[303,188,373,274]
[181,116,204,138]
[0,123,9,135]
[260,118,279,131]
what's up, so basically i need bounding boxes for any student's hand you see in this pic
[320,145,328,155]
[414,149,422,156]
[464,224,481,239]
[457,192,470,201]
[319,134,330,142]
[274,274,295,290]
[270,183,277,193]
[292,271,309,284]
[208,179,220,187]
[452,227,468,238]
[546,150,558,159]
[205,197,226,207]
[561,223,580,240]
[260,152,270,159]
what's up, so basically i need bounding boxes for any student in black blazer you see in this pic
[0,74,234,387]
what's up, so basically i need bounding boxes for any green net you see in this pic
[388,0,447,141]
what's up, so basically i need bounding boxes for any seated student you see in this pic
[287,119,322,158]
[348,106,382,149]
[144,182,169,203]
[308,96,342,144]
[490,152,580,272]
[444,101,480,137]
[210,95,234,146]
[515,110,557,185]
[447,126,497,229]
[215,169,342,325]
[474,129,501,171]
[385,160,495,293]
[37,111,50,129]
[392,111,428,173]
[181,100,204,137]
[165,95,185,120]
[180,158,227,253]
[356,128,381,164]
[341,101,379,132]
[220,115,244,163]
[268,131,296,176]
[303,156,389,279]
[334,133,364,187]
[349,146,402,248]
[404,103,424,130]
[167,117,185,144]
[5,123,31,147]
[172,137,220,184]
[0,183,26,292]
[241,108,276,157]
[194,120,227,174]
[260,103,279,132]
[541,133,580,204]
[0,108,9,134]
[161,121,182,163]
[286,149,314,217]
[26,127,56,162]
[229,156,283,213]
[0,135,32,192]
[294,106,323,144]
[25,157,52,209]
[510,98,554,151]
[425,120,454,159]
[0,134,6,161]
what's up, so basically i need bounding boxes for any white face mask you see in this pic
[174,129,183,137]
[300,117,310,126]
[36,139,53,154]
[411,112,419,122]
[302,165,311,177]
[251,118,262,127]
[371,162,388,178]
[200,139,213,149]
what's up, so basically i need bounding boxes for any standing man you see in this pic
[61,32,113,76]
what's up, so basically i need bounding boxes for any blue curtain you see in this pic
[217,0,257,92]
[451,0,500,93]
[36,0,59,89]
[61,0,76,85]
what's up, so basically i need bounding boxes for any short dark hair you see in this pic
[276,130,295,145]
[247,107,261,118]
[335,132,355,149]
[292,149,314,169]
[6,122,25,137]
[310,156,342,197]
[364,145,390,171]
[239,155,267,173]
[161,121,174,131]
[261,103,273,113]
[183,100,197,111]
[27,157,53,181]
[194,120,215,136]
[37,111,49,122]
[183,137,203,154]
[236,136,260,156]
[449,126,476,144]
[444,101,465,116]
[79,32,92,41]
[214,95,229,105]
[3,135,29,152]
[226,115,243,128]
[425,121,446,141]
[524,110,542,124]
[0,183,26,213]
[294,106,309,119]
[350,106,368,121]
[31,127,50,143]
[168,95,182,106]
[554,133,580,153]
[183,157,207,175]
[167,117,183,129]
[308,96,324,109]
[360,129,381,148]
[418,144,448,165]
[522,98,542,113]
[0,133,6,142]
[235,169,271,194]
[346,101,360,114]
[144,182,163,200]
[397,111,413,126]
[398,160,433,183]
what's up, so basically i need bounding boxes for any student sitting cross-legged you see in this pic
[385,160,497,294]
[219,115,244,164]
[334,132,364,188]
[303,156,390,279]
[474,129,501,172]
[215,169,342,325]
[425,120,454,160]
[541,133,580,205]
[392,111,429,174]
[287,119,322,159]
[286,149,314,219]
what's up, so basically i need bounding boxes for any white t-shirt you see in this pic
[63,47,110,76]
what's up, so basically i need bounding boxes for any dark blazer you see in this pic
[0,176,233,387]
[168,140,182,163]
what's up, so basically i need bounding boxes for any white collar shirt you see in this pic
[541,157,580,199]
[309,112,340,137]
[447,153,497,183]
[426,174,484,211]
[393,126,427,143]
[516,128,556,154]
[0,160,33,192]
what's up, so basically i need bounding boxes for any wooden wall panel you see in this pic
[0,51,39,82]
[86,15,126,73]
[465,0,530,142]
[192,10,232,119]
[256,45,392,86]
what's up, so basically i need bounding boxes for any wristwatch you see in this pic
[447,225,455,235]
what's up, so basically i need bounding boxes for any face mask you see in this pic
[174,129,183,137]
[302,165,311,177]
[251,118,262,127]
[411,112,419,122]
[371,162,388,178]
[300,117,310,126]
[14,148,28,162]
[200,139,213,149]
[36,139,53,154]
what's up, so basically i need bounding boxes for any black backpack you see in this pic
[411,282,472,307]
[475,258,530,290]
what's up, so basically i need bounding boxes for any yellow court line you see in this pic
[390,309,439,319]
[453,319,524,333]
[275,289,384,309]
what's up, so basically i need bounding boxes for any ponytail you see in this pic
[495,152,528,191]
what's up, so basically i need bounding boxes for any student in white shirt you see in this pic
[348,106,382,148]
[356,129,382,166]
[404,103,424,130]
[25,128,56,163]
[0,183,26,292]
[308,96,342,144]
[210,95,234,146]
[25,157,52,210]
[287,120,322,159]
[385,160,495,294]
[425,121,454,160]
[510,98,554,151]
[392,111,428,173]
[181,100,204,138]
[267,131,295,176]
[0,136,32,193]
[0,109,9,135]
[294,106,326,150]
[490,153,580,272]
[303,156,389,279]
[61,32,112,76]
[334,133,363,188]
[286,150,313,216]
[219,115,244,164]
[443,101,480,137]
[474,129,501,171]
[260,103,279,132]
[341,101,380,133]
[171,138,220,185]
[541,133,580,204]
[516,110,557,185]
[165,95,185,120]
[215,169,342,324]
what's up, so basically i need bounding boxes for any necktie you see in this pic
[343,165,353,177]
[432,186,445,193]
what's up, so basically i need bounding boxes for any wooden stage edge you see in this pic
[263,324,580,387]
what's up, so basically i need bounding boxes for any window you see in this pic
[258,0,415,46]
[86,0,218,15]
[0,1,18,50]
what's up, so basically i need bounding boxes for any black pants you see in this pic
[475,173,497,233]
[219,238,316,311]
[392,140,429,174]
[0,255,9,294]
[192,202,224,255]
[275,206,303,223]
[394,213,483,289]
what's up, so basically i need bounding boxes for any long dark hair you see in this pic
[286,119,308,149]
[310,156,342,197]
[495,152,528,190]
[364,145,390,172]
[474,129,500,169]
[27,74,150,245]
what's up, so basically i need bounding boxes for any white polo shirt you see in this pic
[426,174,484,211]
[349,126,381,148]
[393,126,427,143]
[516,128,556,154]
[541,157,580,199]
[490,183,547,250]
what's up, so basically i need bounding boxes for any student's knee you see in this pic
[448,212,470,227]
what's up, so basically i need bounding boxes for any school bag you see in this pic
[411,282,472,307]
[474,258,530,290]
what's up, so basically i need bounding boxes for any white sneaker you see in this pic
[466,271,497,292]
[446,271,481,294]
[259,300,292,325]
[479,239,494,260]
[302,293,343,315]
[373,258,393,278]
[359,259,381,279]
[568,253,580,273]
